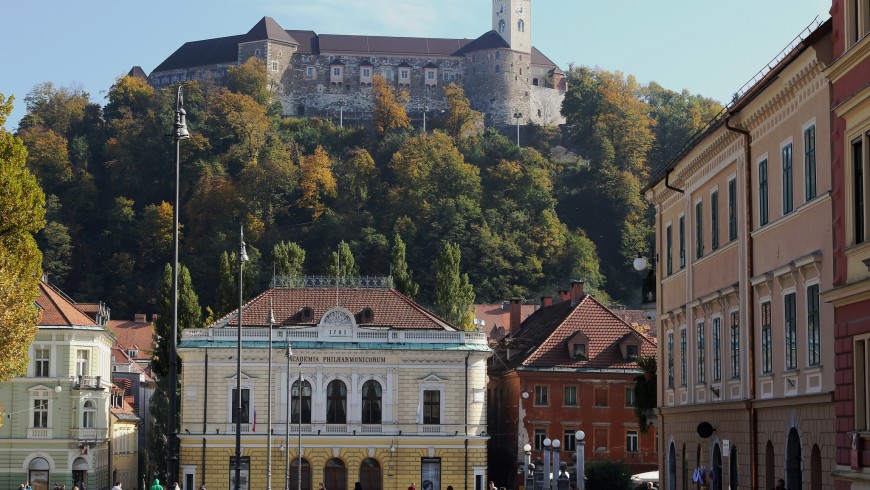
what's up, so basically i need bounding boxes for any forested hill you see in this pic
[13,60,721,321]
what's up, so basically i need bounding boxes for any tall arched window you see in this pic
[326,380,347,424]
[324,458,347,490]
[291,458,311,490]
[495,65,501,73]
[361,380,382,424]
[292,379,312,424]
[518,19,525,32]
[360,458,382,490]
[83,400,96,428]
[498,19,506,33]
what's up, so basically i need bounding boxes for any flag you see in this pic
[253,410,257,432]
[415,400,423,424]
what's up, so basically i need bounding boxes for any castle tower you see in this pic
[492,0,532,53]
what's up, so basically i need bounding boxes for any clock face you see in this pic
[497,4,504,16]
[516,4,526,17]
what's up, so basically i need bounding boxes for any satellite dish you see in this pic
[697,422,715,438]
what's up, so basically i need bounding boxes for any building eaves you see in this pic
[643,18,832,194]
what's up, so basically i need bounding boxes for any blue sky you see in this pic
[1,0,830,130]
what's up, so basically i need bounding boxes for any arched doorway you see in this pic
[765,441,775,490]
[712,443,722,490]
[72,457,89,490]
[325,458,347,490]
[28,457,50,490]
[810,444,821,490]
[729,446,739,489]
[290,458,311,490]
[359,458,382,490]
[786,428,802,490]
[668,443,676,490]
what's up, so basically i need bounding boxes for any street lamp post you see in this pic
[523,444,532,490]
[513,111,523,146]
[340,105,345,129]
[297,370,303,490]
[267,303,276,490]
[551,439,561,490]
[168,85,189,486]
[543,438,551,490]
[284,346,293,490]
[575,431,585,490]
[234,225,249,490]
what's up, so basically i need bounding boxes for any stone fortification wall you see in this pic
[529,85,565,125]
[279,54,467,117]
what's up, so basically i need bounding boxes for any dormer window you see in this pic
[330,63,345,84]
[573,343,588,361]
[128,349,138,359]
[567,331,590,361]
[619,338,642,360]
[627,345,639,358]
[399,68,411,85]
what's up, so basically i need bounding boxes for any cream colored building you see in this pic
[177,278,491,490]
[644,21,835,490]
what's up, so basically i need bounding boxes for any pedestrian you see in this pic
[150,479,164,490]
[489,482,497,490]
[111,482,122,490]
[354,482,362,490]
[199,485,206,490]
[173,482,180,490]
[447,486,454,490]
[53,483,60,490]
[318,483,326,490]
[25,482,32,490]
[774,479,786,490]
[408,483,416,490]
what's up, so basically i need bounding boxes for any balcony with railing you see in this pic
[71,428,109,441]
[188,422,484,437]
[27,427,52,439]
[183,326,488,346]
[73,376,103,390]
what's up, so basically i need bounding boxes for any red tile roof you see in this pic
[35,281,98,327]
[108,319,155,361]
[473,303,537,337]
[212,287,456,330]
[499,295,656,371]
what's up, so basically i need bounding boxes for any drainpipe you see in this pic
[724,115,756,490]
[202,350,209,488]
[665,168,685,194]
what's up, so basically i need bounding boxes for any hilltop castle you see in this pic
[147,0,566,126]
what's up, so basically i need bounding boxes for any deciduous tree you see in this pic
[391,233,418,299]
[297,146,337,219]
[327,240,359,278]
[272,241,305,278]
[0,94,45,390]
[433,242,474,330]
[443,83,483,141]
[372,75,410,134]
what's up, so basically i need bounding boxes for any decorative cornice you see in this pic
[825,34,870,83]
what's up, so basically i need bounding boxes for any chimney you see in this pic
[541,296,553,307]
[570,280,585,304]
[509,298,522,334]
[558,290,570,302]
[134,313,146,323]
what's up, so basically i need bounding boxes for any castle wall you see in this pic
[278,54,467,117]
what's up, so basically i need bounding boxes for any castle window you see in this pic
[518,19,525,32]
[495,65,501,73]
[384,69,394,80]
[499,19,506,33]
[271,61,279,72]
[255,49,260,56]
[301,55,309,62]
[495,51,501,60]
[533,78,539,86]
[306,67,316,78]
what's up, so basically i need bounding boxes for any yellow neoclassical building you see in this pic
[177,277,491,490]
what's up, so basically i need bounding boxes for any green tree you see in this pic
[584,460,634,490]
[39,221,72,286]
[372,75,410,134]
[0,94,45,389]
[559,66,654,301]
[227,57,271,106]
[273,241,305,278]
[149,262,202,479]
[18,126,73,192]
[390,234,418,299]
[327,240,359,278]
[443,83,483,141]
[433,242,474,330]
[216,251,236,317]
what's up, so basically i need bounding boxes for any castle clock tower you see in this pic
[493,0,532,53]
